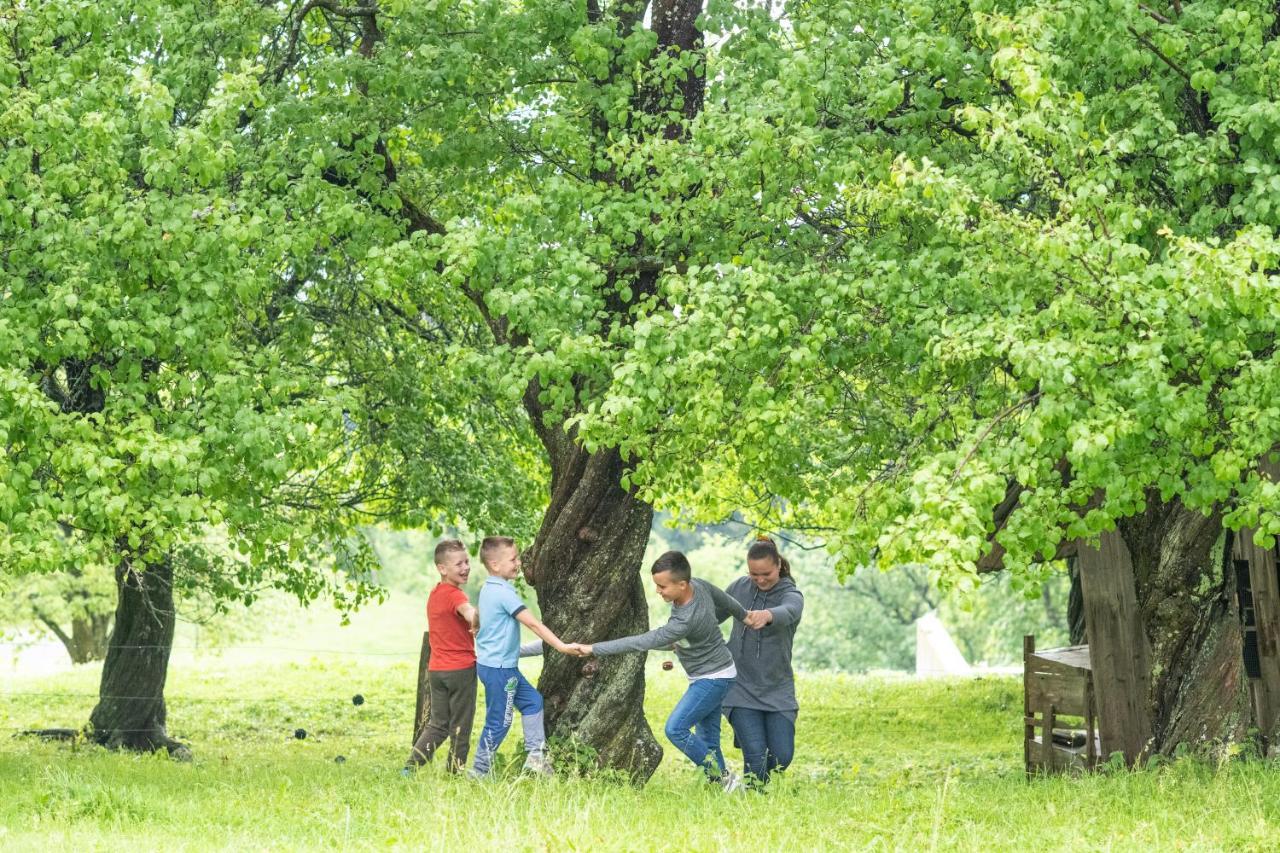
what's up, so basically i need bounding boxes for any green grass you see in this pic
[3,636,1280,850]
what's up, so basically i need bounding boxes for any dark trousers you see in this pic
[727,707,795,785]
[406,666,477,771]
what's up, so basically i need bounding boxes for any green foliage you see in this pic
[569,0,1280,583]
[0,2,545,618]
[9,0,1278,678]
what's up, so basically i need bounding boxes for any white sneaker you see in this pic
[522,751,554,776]
[719,771,744,793]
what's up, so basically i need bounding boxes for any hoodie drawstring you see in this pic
[751,587,764,659]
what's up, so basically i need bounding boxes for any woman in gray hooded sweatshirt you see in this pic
[719,537,804,786]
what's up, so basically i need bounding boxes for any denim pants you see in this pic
[472,664,545,775]
[665,677,733,780]
[727,707,795,784]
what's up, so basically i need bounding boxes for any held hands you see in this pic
[563,643,593,657]
[744,610,773,630]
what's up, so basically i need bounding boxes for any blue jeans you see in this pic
[472,664,545,775]
[665,677,733,780]
[727,707,795,784]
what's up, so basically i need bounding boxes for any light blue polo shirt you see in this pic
[475,576,528,668]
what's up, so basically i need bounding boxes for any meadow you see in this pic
[2,594,1278,851]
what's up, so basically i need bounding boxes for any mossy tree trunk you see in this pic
[522,409,662,781]
[1120,500,1252,754]
[89,552,189,759]
[1078,497,1252,763]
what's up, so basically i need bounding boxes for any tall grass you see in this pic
[2,649,1278,849]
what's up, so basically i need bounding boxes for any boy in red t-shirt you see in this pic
[404,539,479,773]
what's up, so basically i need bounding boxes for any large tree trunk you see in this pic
[89,553,189,759]
[1080,497,1252,763]
[523,427,662,782]
[1121,500,1251,754]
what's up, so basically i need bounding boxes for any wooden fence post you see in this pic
[413,630,431,744]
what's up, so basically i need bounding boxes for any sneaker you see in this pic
[466,767,490,781]
[719,771,744,793]
[522,751,554,776]
[399,767,414,778]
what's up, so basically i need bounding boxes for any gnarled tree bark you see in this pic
[1120,500,1251,755]
[89,553,190,759]
[523,427,662,781]
[984,475,1259,763]
[1073,498,1251,764]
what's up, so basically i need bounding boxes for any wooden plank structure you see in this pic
[1023,462,1280,771]
[1075,531,1153,765]
[413,630,432,743]
[1228,458,1280,750]
[1023,637,1101,774]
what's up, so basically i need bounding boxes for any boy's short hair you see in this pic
[433,539,466,565]
[479,536,516,569]
[650,550,691,582]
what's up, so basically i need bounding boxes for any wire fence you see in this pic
[1,685,416,739]
[0,638,430,742]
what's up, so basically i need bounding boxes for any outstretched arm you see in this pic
[515,610,570,654]
[590,616,690,657]
[708,583,747,623]
[760,587,804,628]
[456,601,479,634]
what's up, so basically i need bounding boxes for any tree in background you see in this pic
[0,564,115,664]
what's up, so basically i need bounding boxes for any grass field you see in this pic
[2,597,1279,851]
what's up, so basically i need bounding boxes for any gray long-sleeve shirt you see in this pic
[592,578,747,677]
[720,576,804,715]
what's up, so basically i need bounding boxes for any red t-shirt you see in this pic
[427,583,476,671]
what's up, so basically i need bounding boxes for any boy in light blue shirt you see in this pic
[470,536,572,777]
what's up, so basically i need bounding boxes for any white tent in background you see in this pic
[915,611,972,677]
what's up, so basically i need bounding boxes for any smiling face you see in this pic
[747,555,781,592]
[652,569,691,604]
[485,542,521,580]
[436,549,471,588]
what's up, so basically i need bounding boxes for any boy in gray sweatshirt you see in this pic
[570,550,753,791]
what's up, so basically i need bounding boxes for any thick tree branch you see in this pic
[32,606,75,657]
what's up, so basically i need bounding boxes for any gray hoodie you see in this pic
[592,578,747,677]
[719,575,804,715]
